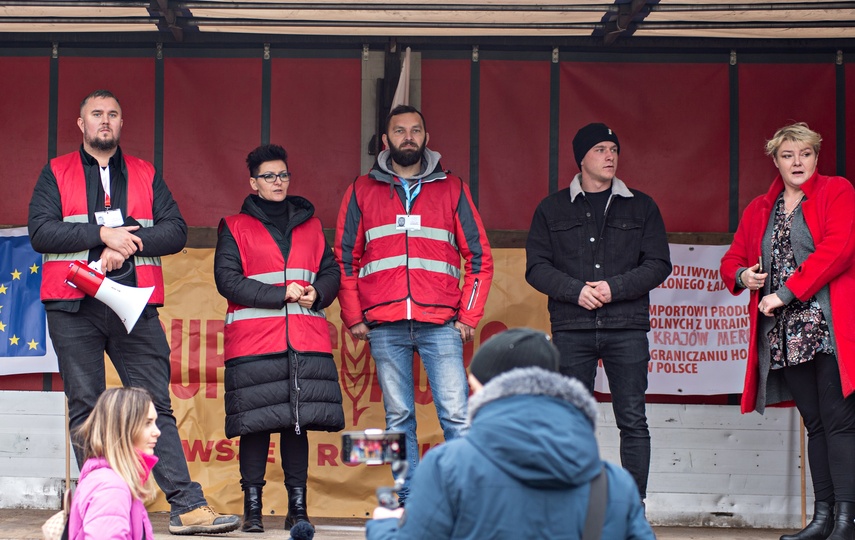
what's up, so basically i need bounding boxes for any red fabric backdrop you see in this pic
[737,63,838,213]
[269,56,362,228]
[478,59,552,230]
[163,57,263,226]
[57,57,155,161]
[1,56,51,225]
[421,58,472,188]
[560,61,731,233]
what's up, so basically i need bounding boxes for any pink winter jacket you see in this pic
[68,456,155,540]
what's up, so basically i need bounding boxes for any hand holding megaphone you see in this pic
[65,260,154,333]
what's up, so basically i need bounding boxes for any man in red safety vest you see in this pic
[335,105,494,504]
[28,89,240,535]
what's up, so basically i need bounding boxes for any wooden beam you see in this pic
[151,0,184,42]
[604,0,648,46]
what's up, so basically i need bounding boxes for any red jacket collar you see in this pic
[762,170,821,206]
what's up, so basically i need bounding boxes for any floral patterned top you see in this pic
[767,194,834,369]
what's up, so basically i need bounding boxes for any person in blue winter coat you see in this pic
[365,327,654,540]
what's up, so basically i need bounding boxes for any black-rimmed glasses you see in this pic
[255,172,291,183]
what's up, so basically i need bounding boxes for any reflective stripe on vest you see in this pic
[358,255,460,280]
[348,177,469,315]
[365,224,458,249]
[42,215,90,267]
[246,269,317,285]
[360,222,460,280]
[40,152,165,304]
[222,213,332,359]
[225,302,325,325]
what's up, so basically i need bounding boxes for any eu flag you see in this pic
[0,232,46,356]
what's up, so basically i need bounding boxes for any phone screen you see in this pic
[342,430,406,465]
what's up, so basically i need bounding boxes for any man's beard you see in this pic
[389,140,424,168]
[86,131,119,152]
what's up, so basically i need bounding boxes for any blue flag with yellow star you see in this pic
[0,230,46,357]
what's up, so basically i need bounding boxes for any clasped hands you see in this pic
[285,282,317,309]
[578,280,612,311]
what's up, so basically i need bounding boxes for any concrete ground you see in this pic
[0,508,794,539]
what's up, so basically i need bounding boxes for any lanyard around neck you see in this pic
[99,165,111,208]
[398,177,422,214]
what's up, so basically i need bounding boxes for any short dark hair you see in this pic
[246,144,289,177]
[80,90,120,114]
[384,105,427,136]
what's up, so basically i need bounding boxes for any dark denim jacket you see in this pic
[525,175,672,332]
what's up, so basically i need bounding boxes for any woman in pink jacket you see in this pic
[721,123,855,540]
[68,387,161,540]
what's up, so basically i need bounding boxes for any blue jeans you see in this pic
[367,320,468,499]
[552,328,650,499]
[47,298,207,517]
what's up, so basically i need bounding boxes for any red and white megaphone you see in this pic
[65,260,154,333]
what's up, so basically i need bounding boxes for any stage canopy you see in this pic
[1,1,854,44]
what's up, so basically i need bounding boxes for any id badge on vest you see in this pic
[94,208,124,228]
[396,214,421,231]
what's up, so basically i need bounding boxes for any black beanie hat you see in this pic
[572,122,620,169]
[469,328,560,384]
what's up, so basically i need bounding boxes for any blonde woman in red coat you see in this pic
[721,123,855,540]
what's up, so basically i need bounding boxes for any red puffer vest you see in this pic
[41,152,164,305]
[222,214,332,359]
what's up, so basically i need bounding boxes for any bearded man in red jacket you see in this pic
[335,105,493,504]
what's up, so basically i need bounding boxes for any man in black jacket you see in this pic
[28,89,240,535]
[525,123,671,501]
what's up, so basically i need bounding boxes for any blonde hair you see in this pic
[765,122,822,157]
[75,387,156,502]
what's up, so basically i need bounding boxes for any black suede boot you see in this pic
[828,502,855,540]
[241,486,264,533]
[284,486,312,530]
[781,501,835,540]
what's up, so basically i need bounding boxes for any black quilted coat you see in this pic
[215,194,344,438]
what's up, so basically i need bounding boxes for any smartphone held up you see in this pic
[342,429,406,465]
[341,430,408,509]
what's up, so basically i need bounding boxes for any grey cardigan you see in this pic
[753,197,836,413]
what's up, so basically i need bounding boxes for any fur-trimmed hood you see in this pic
[364,369,657,540]
[464,367,602,489]
[468,366,598,427]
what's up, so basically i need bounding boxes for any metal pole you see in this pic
[63,397,71,513]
